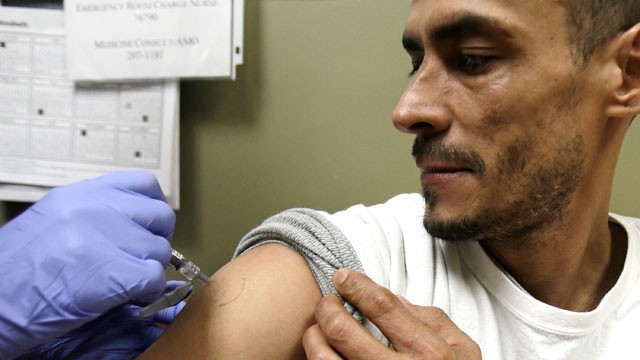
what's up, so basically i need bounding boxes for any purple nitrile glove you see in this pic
[16,281,187,360]
[0,170,175,359]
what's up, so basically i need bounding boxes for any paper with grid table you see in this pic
[0,6,180,208]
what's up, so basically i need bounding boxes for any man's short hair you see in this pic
[561,0,640,62]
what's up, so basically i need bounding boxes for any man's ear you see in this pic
[606,23,640,119]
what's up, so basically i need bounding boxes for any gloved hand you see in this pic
[15,282,187,360]
[0,170,176,359]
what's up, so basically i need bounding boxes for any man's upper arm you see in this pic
[139,243,322,359]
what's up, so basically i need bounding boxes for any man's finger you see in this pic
[302,324,344,360]
[398,296,482,356]
[333,268,449,354]
[313,294,395,359]
[398,296,455,334]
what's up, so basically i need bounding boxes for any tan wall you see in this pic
[2,0,638,277]
[174,0,418,275]
[613,121,640,218]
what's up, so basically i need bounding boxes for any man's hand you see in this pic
[302,268,482,359]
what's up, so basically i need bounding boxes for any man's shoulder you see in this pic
[323,192,427,248]
[610,213,640,233]
[326,193,425,226]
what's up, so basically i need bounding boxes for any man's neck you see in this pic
[479,213,627,312]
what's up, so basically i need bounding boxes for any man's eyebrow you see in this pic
[402,12,516,51]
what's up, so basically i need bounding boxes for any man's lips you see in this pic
[416,160,474,185]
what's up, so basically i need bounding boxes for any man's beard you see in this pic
[416,134,585,244]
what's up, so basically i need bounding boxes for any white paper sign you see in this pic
[64,0,243,80]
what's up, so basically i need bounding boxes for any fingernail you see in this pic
[333,268,349,286]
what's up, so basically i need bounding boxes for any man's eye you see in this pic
[456,54,493,73]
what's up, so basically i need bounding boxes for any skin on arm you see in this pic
[138,243,322,360]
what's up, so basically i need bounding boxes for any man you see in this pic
[0,171,183,359]
[140,0,640,358]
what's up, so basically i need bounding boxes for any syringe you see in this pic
[169,248,212,285]
[139,248,211,317]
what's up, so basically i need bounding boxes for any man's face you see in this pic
[394,0,607,243]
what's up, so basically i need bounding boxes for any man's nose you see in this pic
[392,63,453,136]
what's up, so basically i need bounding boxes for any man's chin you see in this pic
[422,214,484,242]
[422,191,488,241]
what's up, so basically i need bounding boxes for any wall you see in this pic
[173,0,418,275]
[613,121,640,217]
